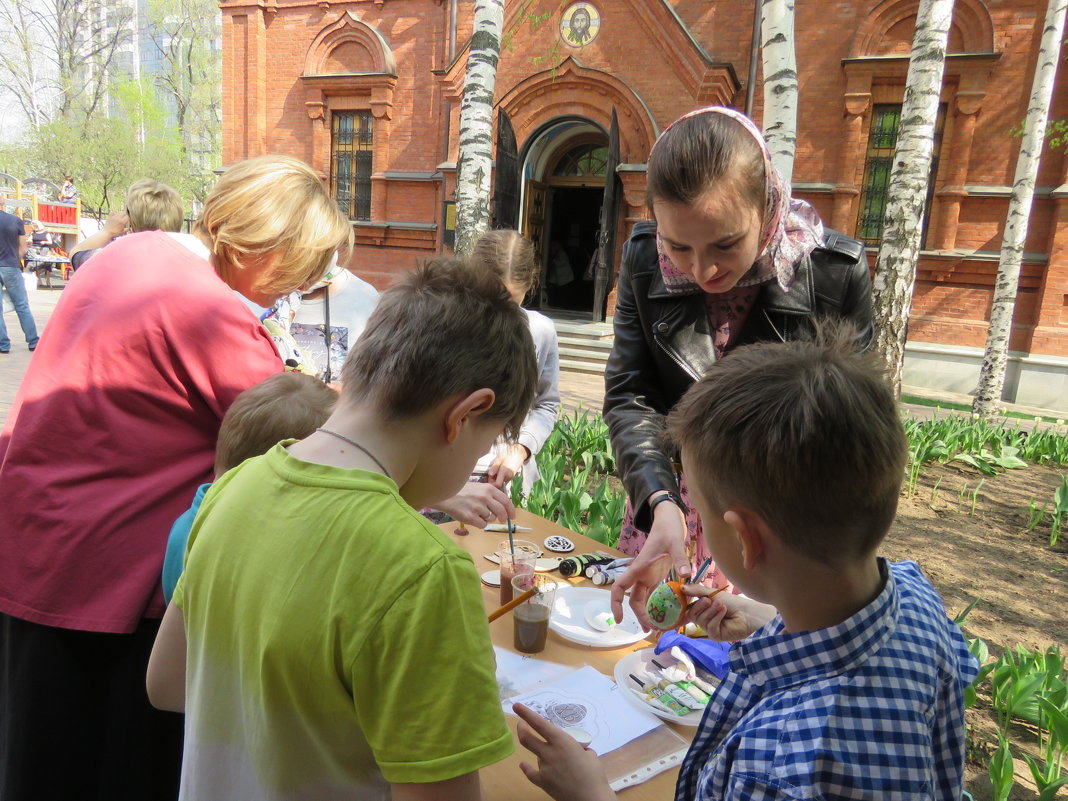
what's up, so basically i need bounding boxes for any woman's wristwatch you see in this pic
[648,490,686,515]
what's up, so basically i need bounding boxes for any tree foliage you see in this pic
[8,79,193,217]
[0,0,132,126]
[145,0,222,203]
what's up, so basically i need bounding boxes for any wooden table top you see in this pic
[440,508,695,800]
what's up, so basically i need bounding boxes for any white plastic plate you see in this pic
[549,586,649,648]
[613,649,706,727]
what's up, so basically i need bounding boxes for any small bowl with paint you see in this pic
[645,580,688,630]
[583,600,617,632]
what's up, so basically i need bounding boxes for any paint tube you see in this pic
[670,646,720,695]
[589,564,630,585]
[650,659,712,705]
[628,687,680,717]
[644,672,705,711]
[584,556,633,577]
[558,552,613,578]
[628,674,689,716]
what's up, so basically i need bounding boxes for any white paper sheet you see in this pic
[494,646,573,700]
[505,665,661,755]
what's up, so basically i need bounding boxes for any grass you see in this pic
[901,394,1064,425]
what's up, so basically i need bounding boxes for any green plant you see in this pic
[969,479,985,516]
[515,411,625,544]
[1053,475,1068,547]
[984,645,1068,799]
[929,475,944,507]
[1023,475,1068,547]
[1028,497,1049,531]
[989,733,1015,801]
[954,447,1029,477]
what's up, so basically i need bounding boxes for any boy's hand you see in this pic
[513,703,616,801]
[681,586,776,642]
[487,443,530,488]
[435,482,515,528]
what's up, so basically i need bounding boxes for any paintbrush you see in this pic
[688,557,712,584]
[487,586,537,622]
[507,517,516,556]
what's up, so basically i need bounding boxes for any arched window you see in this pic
[552,144,608,179]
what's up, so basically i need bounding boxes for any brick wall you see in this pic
[221,0,1068,356]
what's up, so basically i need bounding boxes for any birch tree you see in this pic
[760,0,798,186]
[0,0,132,127]
[454,0,504,257]
[971,0,1067,419]
[870,0,955,394]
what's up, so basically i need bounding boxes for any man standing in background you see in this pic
[0,196,39,354]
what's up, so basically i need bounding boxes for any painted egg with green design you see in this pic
[646,580,688,630]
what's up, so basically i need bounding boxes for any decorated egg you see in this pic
[646,581,688,630]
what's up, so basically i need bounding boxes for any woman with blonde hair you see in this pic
[0,155,352,801]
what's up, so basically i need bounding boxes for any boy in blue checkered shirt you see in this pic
[514,325,979,801]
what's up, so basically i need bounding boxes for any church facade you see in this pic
[219,0,1068,408]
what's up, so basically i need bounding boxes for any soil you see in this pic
[884,461,1068,800]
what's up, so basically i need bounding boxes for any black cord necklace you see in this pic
[316,428,392,480]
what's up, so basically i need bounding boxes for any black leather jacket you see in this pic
[603,220,874,532]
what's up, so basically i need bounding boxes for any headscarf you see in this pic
[651,106,824,295]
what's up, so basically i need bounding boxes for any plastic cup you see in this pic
[511,573,557,654]
[498,539,537,605]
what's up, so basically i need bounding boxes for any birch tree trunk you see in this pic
[760,0,798,187]
[870,0,955,395]
[454,0,504,258]
[971,0,1067,419]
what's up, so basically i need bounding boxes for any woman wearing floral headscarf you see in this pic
[604,106,874,627]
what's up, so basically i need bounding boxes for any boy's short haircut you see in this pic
[341,257,537,438]
[124,179,184,233]
[667,321,907,562]
[215,372,338,474]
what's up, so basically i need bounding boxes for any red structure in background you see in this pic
[37,202,79,227]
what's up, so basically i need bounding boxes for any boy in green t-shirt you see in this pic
[148,258,538,801]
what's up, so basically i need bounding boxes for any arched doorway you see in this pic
[518,116,618,319]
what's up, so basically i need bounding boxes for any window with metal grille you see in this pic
[856,103,945,247]
[331,111,373,221]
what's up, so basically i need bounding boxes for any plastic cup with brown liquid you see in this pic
[498,540,537,605]
[511,573,557,654]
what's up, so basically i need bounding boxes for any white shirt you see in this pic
[290,270,379,380]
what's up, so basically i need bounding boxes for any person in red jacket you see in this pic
[0,155,352,801]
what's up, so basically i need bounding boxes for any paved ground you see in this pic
[0,285,62,424]
[3,281,1064,427]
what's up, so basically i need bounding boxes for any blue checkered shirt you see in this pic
[675,560,979,801]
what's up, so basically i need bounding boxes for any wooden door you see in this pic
[492,109,520,230]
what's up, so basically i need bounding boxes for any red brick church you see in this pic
[219,0,1068,409]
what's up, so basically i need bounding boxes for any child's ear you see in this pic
[723,507,768,570]
[444,389,496,443]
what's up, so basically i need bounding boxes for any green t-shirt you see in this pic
[173,442,513,799]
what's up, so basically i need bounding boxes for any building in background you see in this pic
[219,0,1068,409]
